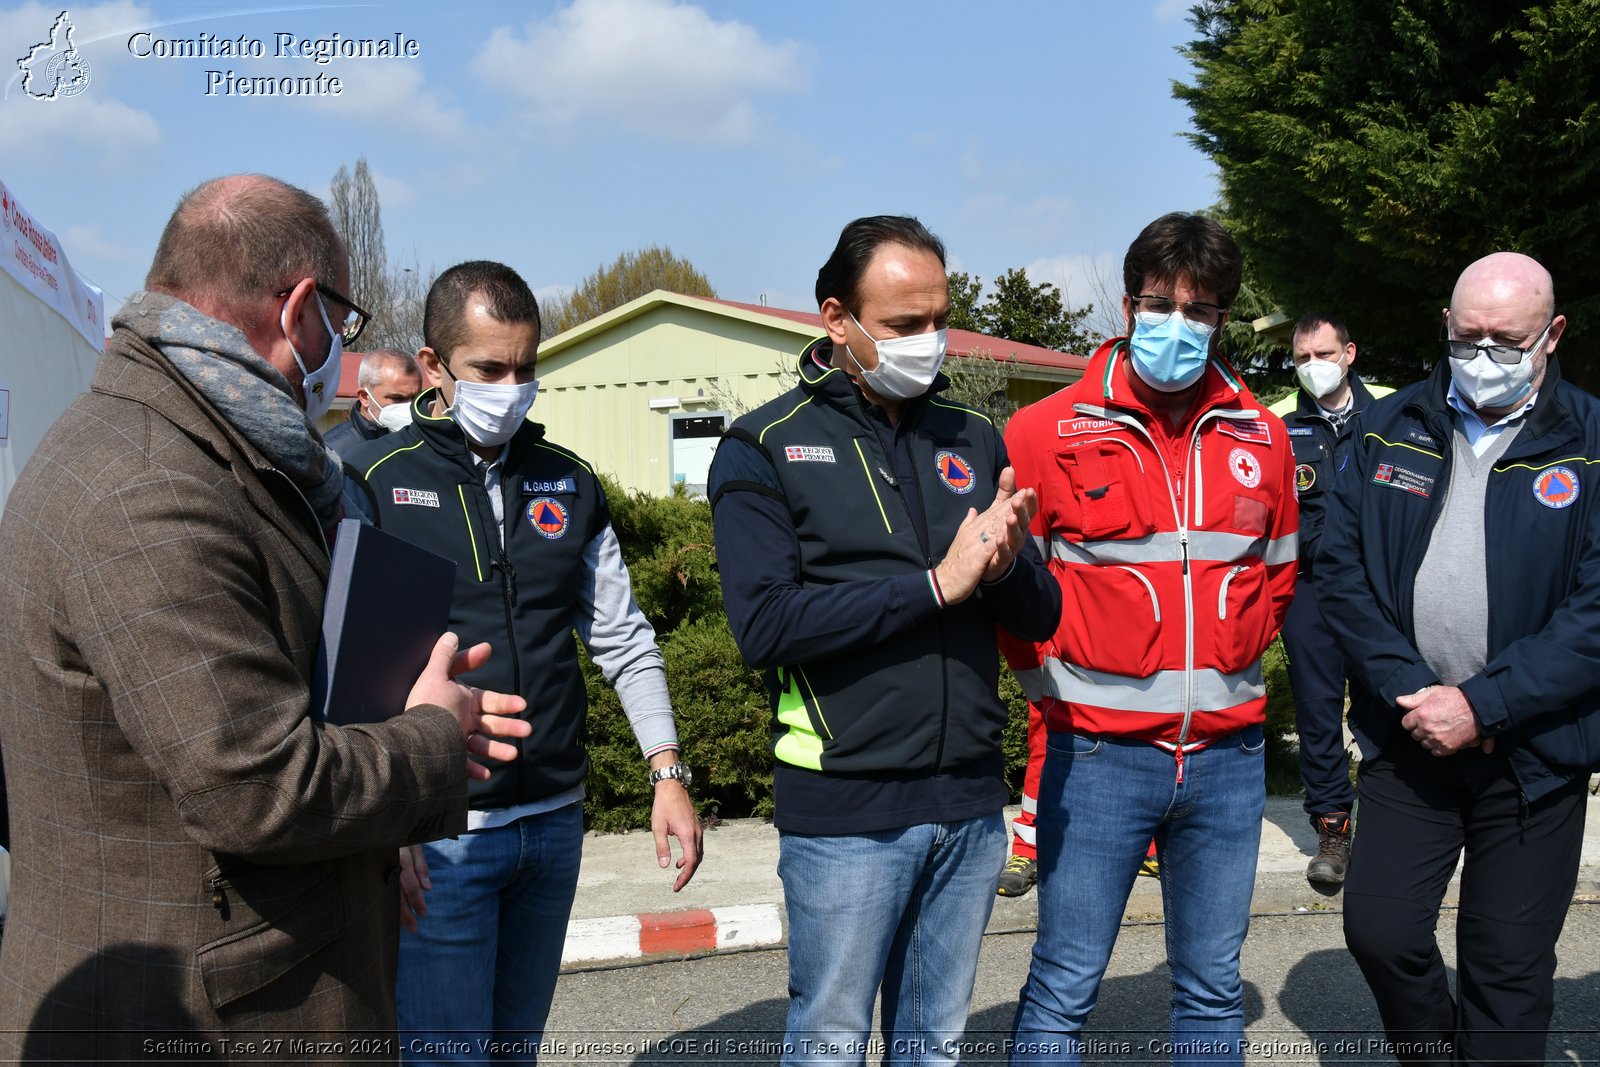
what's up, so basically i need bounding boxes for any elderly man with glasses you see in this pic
[1316,251,1599,1063]
[1001,212,1298,1064]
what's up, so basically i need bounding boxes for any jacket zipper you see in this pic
[866,423,951,773]
[480,468,523,696]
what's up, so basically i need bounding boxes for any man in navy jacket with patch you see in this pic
[1317,252,1600,1063]
[709,216,1059,1064]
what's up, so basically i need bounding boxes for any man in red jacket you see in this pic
[1002,213,1297,1064]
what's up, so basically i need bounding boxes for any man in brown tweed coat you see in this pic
[0,175,530,1062]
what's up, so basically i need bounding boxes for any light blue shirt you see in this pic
[1446,380,1538,458]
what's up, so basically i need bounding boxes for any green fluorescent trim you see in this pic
[758,398,812,445]
[1496,456,1600,472]
[853,439,893,533]
[1363,434,1443,460]
[531,440,596,476]
[361,437,429,480]
[457,485,485,582]
[929,396,994,426]
[772,666,826,770]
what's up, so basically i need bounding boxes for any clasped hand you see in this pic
[934,466,1038,605]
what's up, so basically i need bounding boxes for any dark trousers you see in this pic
[1281,574,1355,816]
[1343,734,1586,1065]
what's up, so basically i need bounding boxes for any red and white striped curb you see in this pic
[562,903,784,966]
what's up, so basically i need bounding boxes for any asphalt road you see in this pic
[542,901,1600,1065]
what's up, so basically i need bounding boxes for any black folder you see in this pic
[311,518,457,725]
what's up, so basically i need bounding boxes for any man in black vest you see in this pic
[709,216,1060,1063]
[347,261,701,1063]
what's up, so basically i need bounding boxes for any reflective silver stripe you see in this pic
[1014,822,1037,847]
[1020,793,1039,816]
[1048,529,1268,566]
[1012,665,1051,702]
[1261,532,1298,566]
[1030,657,1265,713]
[1032,531,1049,560]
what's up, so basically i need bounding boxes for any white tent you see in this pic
[0,176,106,518]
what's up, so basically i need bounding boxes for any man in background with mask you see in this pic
[1268,313,1393,889]
[325,347,423,457]
[708,215,1060,1063]
[1316,252,1598,1062]
[1002,212,1298,1063]
[346,260,702,1062]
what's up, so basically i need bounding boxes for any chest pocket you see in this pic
[1053,439,1159,541]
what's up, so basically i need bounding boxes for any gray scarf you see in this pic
[115,291,344,531]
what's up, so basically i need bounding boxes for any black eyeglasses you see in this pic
[1133,293,1229,329]
[1441,318,1554,366]
[275,281,371,347]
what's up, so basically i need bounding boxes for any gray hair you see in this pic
[356,348,421,391]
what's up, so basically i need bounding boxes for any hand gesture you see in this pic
[406,632,532,781]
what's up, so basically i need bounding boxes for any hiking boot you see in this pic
[1307,811,1352,887]
[996,854,1038,897]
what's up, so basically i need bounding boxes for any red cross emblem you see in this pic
[1229,447,1262,489]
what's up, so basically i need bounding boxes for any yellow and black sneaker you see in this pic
[1138,840,1160,878]
[996,853,1038,897]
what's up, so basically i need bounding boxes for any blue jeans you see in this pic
[780,813,1007,1066]
[397,802,584,1066]
[1012,729,1266,1067]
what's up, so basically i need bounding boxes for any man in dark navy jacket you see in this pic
[1317,252,1599,1063]
[709,216,1060,1064]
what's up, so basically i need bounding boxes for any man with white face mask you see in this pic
[1268,313,1394,888]
[1316,252,1598,1062]
[709,216,1060,1064]
[324,348,423,458]
[0,175,530,1059]
[346,260,702,1063]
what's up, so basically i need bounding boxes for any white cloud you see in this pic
[534,282,575,307]
[1022,252,1122,309]
[1024,251,1127,340]
[63,223,139,263]
[368,168,415,208]
[300,62,465,140]
[1153,0,1190,24]
[0,92,160,155]
[476,0,812,144]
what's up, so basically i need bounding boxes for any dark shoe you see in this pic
[1307,811,1352,887]
[997,853,1038,897]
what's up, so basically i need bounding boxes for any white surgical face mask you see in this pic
[1296,358,1346,399]
[844,311,948,401]
[449,376,539,447]
[1449,348,1537,411]
[283,293,342,423]
[375,399,415,432]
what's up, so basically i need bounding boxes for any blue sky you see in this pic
[1,0,1215,332]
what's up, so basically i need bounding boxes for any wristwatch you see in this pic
[649,762,693,788]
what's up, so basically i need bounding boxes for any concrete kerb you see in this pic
[560,793,1600,970]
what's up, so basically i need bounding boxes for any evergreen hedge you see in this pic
[580,476,1303,831]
